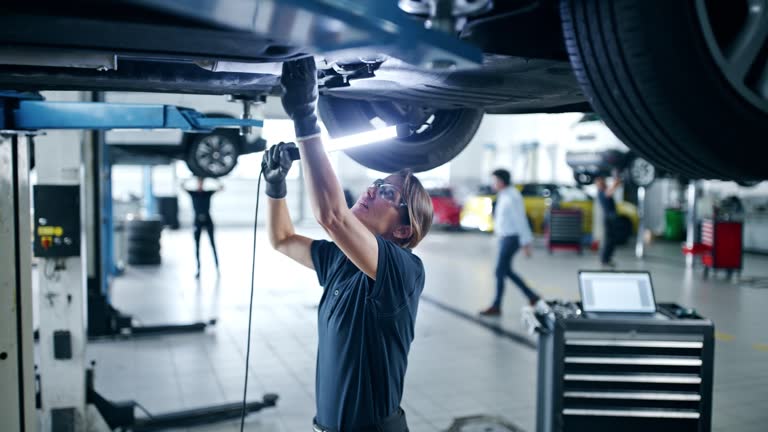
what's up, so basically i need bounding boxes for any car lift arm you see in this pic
[1,92,264,132]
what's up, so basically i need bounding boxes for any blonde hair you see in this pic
[395,169,433,249]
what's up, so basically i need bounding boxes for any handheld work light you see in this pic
[286,124,409,160]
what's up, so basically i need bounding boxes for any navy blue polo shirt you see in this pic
[187,190,215,215]
[598,190,617,219]
[310,236,425,430]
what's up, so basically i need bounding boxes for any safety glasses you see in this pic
[370,179,408,209]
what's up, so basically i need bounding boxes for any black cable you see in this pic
[240,169,264,432]
[134,402,155,419]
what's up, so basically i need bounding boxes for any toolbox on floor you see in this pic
[700,218,743,278]
[546,208,583,254]
[529,271,714,432]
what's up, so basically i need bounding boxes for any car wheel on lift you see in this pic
[318,96,483,173]
[185,129,241,178]
[574,171,594,186]
[560,0,768,182]
[628,155,656,187]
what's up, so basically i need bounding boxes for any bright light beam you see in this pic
[322,125,399,153]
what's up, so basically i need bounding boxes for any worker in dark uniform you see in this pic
[183,177,221,278]
[263,57,433,432]
[595,172,622,267]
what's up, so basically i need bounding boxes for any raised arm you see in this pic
[262,142,314,269]
[280,58,380,279]
[606,174,622,198]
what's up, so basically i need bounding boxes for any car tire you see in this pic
[560,0,768,181]
[318,96,483,173]
[574,171,594,186]
[127,244,161,255]
[627,155,656,187]
[127,254,161,266]
[126,218,162,266]
[185,129,241,178]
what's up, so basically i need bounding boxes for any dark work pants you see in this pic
[601,218,616,264]
[194,213,219,272]
[493,235,539,308]
[312,408,408,432]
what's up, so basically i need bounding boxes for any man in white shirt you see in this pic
[480,169,540,316]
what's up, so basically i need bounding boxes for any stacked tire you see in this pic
[155,196,180,230]
[126,217,163,266]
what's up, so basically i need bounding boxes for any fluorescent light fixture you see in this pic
[323,125,399,153]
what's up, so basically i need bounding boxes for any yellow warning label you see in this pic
[37,226,64,237]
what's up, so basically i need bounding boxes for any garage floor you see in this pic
[85,225,768,432]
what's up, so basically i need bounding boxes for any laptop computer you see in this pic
[578,270,667,319]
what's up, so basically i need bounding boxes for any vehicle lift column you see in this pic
[2,91,277,431]
[635,185,647,258]
[33,119,104,431]
[0,132,36,432]
[685,181,699,268]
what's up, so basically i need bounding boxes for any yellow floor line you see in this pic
[714,331,735,342]
[752,343,768,352]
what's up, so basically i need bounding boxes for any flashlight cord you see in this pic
[240,169,264,432]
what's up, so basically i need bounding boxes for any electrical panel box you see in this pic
[33,185,80,257]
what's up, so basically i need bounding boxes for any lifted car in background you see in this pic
[427,187,463,229]
[566,113,661,188]
[109,120,266,178]
[0,1,765,182]
[460,183,638,244]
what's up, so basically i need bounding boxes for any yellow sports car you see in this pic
[460,183,638,242]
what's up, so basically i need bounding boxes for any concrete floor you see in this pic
[85,225,768,431]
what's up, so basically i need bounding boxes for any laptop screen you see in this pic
[579,271,656,313]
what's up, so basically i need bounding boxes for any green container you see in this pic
[664,208,685,240]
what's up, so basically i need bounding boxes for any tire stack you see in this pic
[155,196,180,230]
[126,217,163,266]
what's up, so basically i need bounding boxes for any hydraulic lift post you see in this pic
[34,127,90,431]
[635,185,646,258]
[1,91,277,432]
[0,133,36,432]
[686,182,699,268]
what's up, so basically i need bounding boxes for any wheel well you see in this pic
[181,112,244,150]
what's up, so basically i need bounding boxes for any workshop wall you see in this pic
[448,113,583,203]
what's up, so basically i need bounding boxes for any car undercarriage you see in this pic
[1,0,765,180]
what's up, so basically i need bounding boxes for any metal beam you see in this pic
[13,100,264,131]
